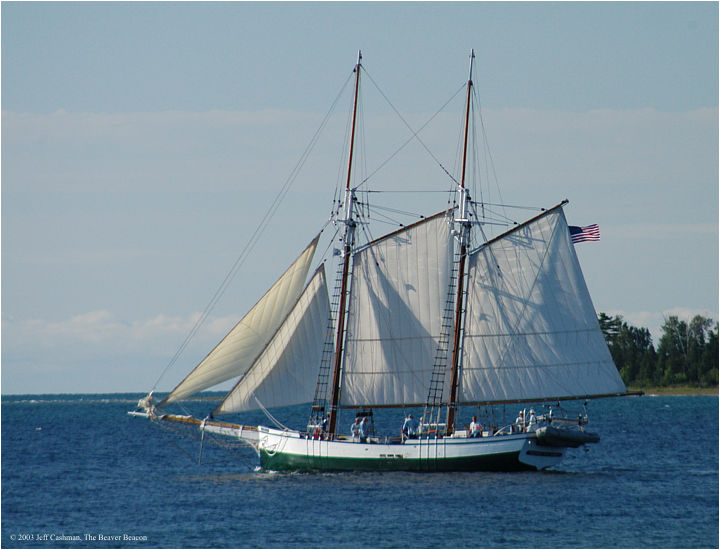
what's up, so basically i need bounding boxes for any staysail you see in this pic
[460,205,626,403]
[340,212,454,407]
[214,266,330,414]
[160,235,321,405]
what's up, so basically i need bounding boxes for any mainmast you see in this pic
[327,51,362,436]
[446,49,474,435]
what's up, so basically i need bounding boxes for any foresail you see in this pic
[160,235,321,405]
[215,265,330,414]
[341,212,454,407]
[460,206,626,403]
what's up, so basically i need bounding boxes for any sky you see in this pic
[2,2,718,395]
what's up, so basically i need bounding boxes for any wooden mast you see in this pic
[327,51,362,436]
[446,49,474,435]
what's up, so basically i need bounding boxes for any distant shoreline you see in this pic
[1,388,717,399]
[629,386,718,396]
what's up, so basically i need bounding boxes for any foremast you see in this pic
[446,50,475,435]
[327,50,362,436]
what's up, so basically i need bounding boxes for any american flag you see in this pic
[569,224,600,243]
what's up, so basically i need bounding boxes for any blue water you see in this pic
[2,394,717,548]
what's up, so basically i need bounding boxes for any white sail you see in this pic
[214,266,330,414]
[460,206,626,403]
[161,235,320,405]
[340,212,454,407]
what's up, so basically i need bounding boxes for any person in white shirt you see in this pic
[526,409,537,432]
[469,416,482,437]
[350,417,361,440]
[402,414,419,439]
[359,417,370,442]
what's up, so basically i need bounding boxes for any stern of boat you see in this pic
[518,437,566,470]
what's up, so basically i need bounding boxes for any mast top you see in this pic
[467,49,475,84]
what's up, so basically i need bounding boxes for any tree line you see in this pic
[598,313,718,388]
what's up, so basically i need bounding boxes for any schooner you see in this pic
[130,51,633,471]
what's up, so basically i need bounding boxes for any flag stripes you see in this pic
[569,224,600,243]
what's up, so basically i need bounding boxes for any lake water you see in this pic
[2,394,717,548]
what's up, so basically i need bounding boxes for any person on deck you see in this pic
[526,409,537,432]
[514,410,525,433]
[359,417,369,442]
[351,417,361,440]
[402,414,420,440]
[469,416,482,437]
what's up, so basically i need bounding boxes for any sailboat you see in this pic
[130,51,634,472]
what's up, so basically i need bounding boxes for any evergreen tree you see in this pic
[658,316,689,385]
[657,315,717,387]
[700,322,719,386]
[598,312,621,343]
[597,312,717,388]
[601,314,657,386]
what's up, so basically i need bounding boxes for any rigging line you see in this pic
[364,189,450,194]
[254,395,291,431]
[317,224,342,265]
[334,89,356,201]
[359,219,375,251]
[469,201,545,211]
[150,416,215,463]
[356,84,369,191]
[472,94,483,208]
[150,72,354,393]
[470,203,524,227]
[357,206,406,229]
[152,417,255,466]
[448,93,467,200]
[475,91,506,223]
[362,213,400,230]
[364,202,428,220]
[359,67,466,189]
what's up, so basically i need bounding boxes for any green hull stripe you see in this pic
[260,449,532,472]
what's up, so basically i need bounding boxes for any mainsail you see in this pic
[215,266,330,414]
[160,235,320,405]
[459,205,626,403]
[340,212,454,407]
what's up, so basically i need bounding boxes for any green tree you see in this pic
[598,313,657,386]
[598,312,621,344]
[657,315,717,387]
[658,316,689,385]
[599,312,717,388]
[700,322,719,386]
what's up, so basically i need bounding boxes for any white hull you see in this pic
[255,427,565,471]
[199,423,565,471]
[131,412,572,471]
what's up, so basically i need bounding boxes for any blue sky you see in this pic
[2,2,718,394]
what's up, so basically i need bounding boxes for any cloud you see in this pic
[2,106,716,393]
[1,310,240,394]
[5,304,717,394]
[1,109,329,193]
[3,107,716,200]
